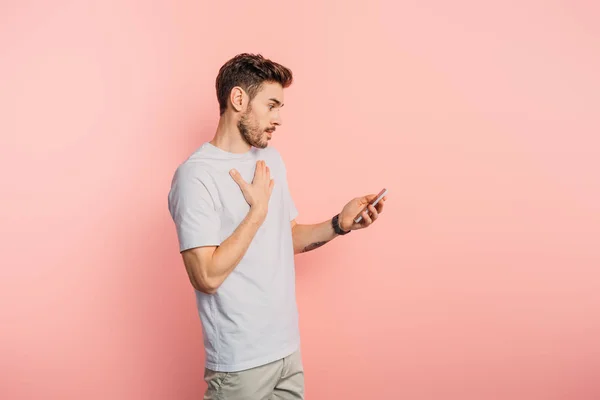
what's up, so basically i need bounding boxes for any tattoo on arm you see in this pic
[301,241,329,253]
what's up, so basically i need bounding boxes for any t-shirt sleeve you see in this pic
[168,170,221,252]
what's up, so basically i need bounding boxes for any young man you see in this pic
[168,53,386,399]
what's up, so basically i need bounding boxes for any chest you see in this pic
[206,159,287,239]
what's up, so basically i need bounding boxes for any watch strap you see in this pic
[332,214,350,235]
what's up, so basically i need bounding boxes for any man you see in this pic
[168,53,386,399]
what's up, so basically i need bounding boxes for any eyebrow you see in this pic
[269,98,284,107]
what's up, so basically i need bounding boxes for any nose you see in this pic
[272,112,282,127]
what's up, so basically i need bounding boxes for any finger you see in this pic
[375,199,385,213]
[253,161,264,182]
[269,178,275,194]
[260,162,269,183]
[368,204,379,221]
[362,194,377,204]
[361,210,373,225]
[260,160,267,176]
[229,169,247,189]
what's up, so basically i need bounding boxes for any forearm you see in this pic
[208,208,265,282]
[292,219,339,254]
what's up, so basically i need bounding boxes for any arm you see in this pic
[291,219,339,254]
[182,208,266,294]
[291,193,388,255]
[179,160,274,294]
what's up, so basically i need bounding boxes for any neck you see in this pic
[210,112,251,154]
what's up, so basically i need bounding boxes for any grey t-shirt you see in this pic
[168,142,300,372]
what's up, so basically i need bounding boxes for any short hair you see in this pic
[215,53,293,115]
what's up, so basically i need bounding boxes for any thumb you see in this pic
[362,194,377,204]
[269,178,275,194]
[229,169,247,189]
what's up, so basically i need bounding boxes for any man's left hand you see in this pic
[338,193,387,232]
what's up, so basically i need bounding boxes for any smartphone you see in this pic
[354,188,388,223]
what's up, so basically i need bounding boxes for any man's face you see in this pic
[238,82,284,149]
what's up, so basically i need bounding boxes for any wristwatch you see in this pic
[332,214,351,235]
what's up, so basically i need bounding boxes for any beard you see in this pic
[237,105,273,149]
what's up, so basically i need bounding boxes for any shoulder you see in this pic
[169,159,216,204]
[173,144,220,181]
[172,161,211,185]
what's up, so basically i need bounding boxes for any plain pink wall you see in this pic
[1,1,599,399]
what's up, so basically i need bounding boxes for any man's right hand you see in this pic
[230,160,274,220]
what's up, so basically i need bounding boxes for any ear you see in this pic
[230,86,246,112]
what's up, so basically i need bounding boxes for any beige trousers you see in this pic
[203,350,304,400]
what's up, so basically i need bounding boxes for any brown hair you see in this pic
[215,53,293,115]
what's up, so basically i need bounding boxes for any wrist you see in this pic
[248,206,267,224]
[339,217,350,232]
[332,214,350,235]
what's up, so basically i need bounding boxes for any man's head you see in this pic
[216,53,293,148]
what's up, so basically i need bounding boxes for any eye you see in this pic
[268,104,275,110]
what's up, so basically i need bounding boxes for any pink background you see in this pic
[2,1,599,399]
